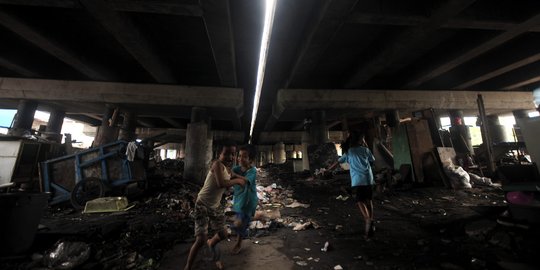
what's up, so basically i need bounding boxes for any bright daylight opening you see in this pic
[248,0,277,143]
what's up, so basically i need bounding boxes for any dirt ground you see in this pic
[160,171,539,270]
[2,167,539,270]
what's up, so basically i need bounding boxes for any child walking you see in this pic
[184,142,246,270]
[230,145,258,254]
[329,130,376,239]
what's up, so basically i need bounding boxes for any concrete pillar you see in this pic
[273,142,286,164]
[267,148,274,164]
[44,109,65,143]
[184,107,213,184]
[118,111,137,141]
[301,131,311,171]
[448,109,472,153]
[178,142,186,159]
[385,110,400,127]
[486,115,508,143]
[8,100,38,136]
[309,110,328,145]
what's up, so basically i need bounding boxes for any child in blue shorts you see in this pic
[230,144,258,254]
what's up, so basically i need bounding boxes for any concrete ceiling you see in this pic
[0,0,538,143]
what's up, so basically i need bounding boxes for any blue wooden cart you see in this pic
[40,140,146,209]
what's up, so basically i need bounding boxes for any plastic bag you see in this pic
[44,241,91,269]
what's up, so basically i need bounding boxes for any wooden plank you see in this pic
[405,119,434,183]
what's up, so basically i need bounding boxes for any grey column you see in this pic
[44,109,65,142]
[301,131,311,171]
[184,107,213,184]
[309,110,328,145]
[118,111,137,141]
[273,142,286,164]
[8,100,38,136]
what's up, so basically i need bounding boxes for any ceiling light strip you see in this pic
[249,0,277,143]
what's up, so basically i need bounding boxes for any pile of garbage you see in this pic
[152,158,184,179]
[2,177,199,270]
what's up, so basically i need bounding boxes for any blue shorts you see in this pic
[233,212,252,238]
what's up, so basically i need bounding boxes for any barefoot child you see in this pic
[184,142,246,270]
[230,145,258,254]
[328,130,376,239]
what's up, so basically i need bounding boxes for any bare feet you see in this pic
[215,260,224,270]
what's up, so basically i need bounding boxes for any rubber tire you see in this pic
[70,177,105,210]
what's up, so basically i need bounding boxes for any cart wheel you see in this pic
[70,177,105,210]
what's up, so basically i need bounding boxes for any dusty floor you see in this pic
[160,169,539,270]
[1,167,539,270]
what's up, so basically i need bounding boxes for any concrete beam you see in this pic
[258,131,344,144]
[284,0,359,88]
[344,0,475,88]
[502,76,540,90]
[270,89,536,121]
[64,114,102,126]
[80,0,177,84]
[136,128,244,142]
[404,12,540,89]
[161,117,185,129]
[0,9,111,80]
[347,12,540,33]
[0,56,41,78]
[0,77,244,109]
[0,0,203,16]
[456,53,540,89]
[200,0,237,87]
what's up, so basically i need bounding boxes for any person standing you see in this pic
[328,130,376,239]
[184,142,245,270]
[230,144,258,254]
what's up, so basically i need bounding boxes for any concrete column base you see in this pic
[184,122,213,184]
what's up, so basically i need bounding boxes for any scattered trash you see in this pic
[293,222,312,231]
[286,201,311,208]
[296,261,308,266]
[336,195,349,201]
[304,248,311,251]
[82,197,133,214]
[44,241,91,270]
[354,255,363,260]
[334,265,343,270]
[321,241,330,252]
[471,257,486,268]
[335,225,343,231]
